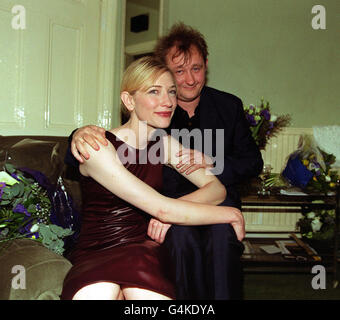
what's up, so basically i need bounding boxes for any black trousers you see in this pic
[163,223,244,300]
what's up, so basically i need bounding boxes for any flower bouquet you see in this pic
[0,163,73,255]
[296,203,335,243]
[282,135,339,195]
[244,98,291,150]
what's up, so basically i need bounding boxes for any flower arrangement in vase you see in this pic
[244,98,291,150]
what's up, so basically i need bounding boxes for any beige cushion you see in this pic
[0,239,72,300]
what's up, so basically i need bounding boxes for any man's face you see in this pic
[165,45,207,105]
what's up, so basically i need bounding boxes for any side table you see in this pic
[241,186,339,287]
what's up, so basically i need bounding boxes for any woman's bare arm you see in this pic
[149,135,243,243]
[79,139,244,238]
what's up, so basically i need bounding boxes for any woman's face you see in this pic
[131,71,177,129]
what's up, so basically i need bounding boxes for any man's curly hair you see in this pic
[153,22,208,65]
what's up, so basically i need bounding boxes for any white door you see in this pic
[0,0,121,136]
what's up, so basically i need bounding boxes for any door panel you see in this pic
[0,0,105,136]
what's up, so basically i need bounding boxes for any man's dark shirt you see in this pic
[170,103,201,137]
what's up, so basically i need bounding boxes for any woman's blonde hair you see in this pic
[120,56,175,121]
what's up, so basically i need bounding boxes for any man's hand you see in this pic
[71,125,107,163]
[147,218,172,244]
[176,148,214,175]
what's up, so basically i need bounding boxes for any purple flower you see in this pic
[246,114,257,126]
[30,232,40,239]
[312,161,321,168]
[13,204,30,216]
[19,222,32,235]
[11,173,20,181]
[0,182,6,200]
[260,109,271,121]
[268,121,274,129]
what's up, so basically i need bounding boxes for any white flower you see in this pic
[311,217,323,232]
[270,114,277,122]
[325,175,331,182]
[307,211,316,219]
[30,224,39,233]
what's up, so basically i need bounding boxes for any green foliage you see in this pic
[0,164,73,255]
[38,224,73,255]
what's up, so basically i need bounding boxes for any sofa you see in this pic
[0,135,81,300]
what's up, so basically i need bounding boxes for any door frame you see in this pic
[122,0,167,63]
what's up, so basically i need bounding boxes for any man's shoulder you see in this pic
[203,86,243,110]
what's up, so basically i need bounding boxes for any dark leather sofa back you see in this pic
[0,135,82,211]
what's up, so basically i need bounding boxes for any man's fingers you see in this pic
[176,151,205,166]
[184,164,203,175]
[71,142,85,163]
[179,163,193,173]
[73,125,108,148]
[76,141,91,160]
[89,127,108,146]
[83,133,101,151]
[95,126,107,135]
[176,155,191,168]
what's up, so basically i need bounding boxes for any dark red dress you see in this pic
[61,131,175,299]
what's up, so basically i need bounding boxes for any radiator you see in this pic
[243,205,303,238]
[260,127,313,173]
[243,128,312,237]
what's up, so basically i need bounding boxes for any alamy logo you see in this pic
[311,265,326,290]
[311,5,326,30]
[11,5,26,30]
[113,123,225,175]
[11,265,26,289]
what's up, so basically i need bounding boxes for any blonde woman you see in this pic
[61,56,244,300]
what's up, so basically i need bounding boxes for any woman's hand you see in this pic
[228,208,246,241]
[175,148,214,175]
[147,218,172,244]
[71,125,107,163]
